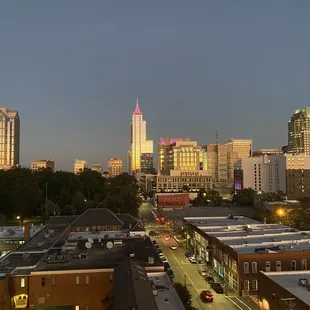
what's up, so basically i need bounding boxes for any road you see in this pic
[139,202,254,310]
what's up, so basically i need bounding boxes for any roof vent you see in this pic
[299,278,308,287]
[22,253,30,259]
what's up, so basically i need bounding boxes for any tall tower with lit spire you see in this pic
[128,99,153,174]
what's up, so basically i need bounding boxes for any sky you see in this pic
[1,1,310,171]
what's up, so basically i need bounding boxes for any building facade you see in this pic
[0,108,20,169]
[74,159,88,174]
[140,153,154,174]
[91,164,104,175]
[31,159,55,172]
[226,139,252,158]
[234,155,286,193]
[108,157,122,177]
[253,149,283,156]
[288,107,310,155]
[156,170,212,192]
[128,100,153,174]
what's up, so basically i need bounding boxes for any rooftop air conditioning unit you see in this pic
[299,278,308,287]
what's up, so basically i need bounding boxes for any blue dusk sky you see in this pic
[1,1,310,171]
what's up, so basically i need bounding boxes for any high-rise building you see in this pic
[158,138,190,174]
[0,108,20,169]
[204,139,252,188]
[108,157,123,177]
[225,139,252,158]
[158,138,206,175]
[31,159,55,172]
[140,153,154,174]
[74,159,87,174]
[288,107,310,155]
[91,164,104,175]
[253,149,283,156]
[128,100,153,174]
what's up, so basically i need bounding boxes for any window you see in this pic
[103,226,109,231]
[251,262,257,273]
[75,306,79,310]
[51,276,55,286]
[76,276,80,285]
[302,259,307,271]
[38,297,45,304]
[244,262,249,274]
[20,278,25,288]
[41,277,46,287]
[252,280,258,291]
[85,275,89,285]
[244,280,250,291]
[291,260,297,271]
[276,261,281,272]
[85,306,89,310]
[265,261,271,272]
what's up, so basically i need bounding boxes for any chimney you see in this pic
[24,222,31,241]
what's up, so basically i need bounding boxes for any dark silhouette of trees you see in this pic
[0,168,140,221]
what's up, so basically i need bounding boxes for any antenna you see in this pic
[85,242,92,249]
[106,241,114,249]
[88,238,94,244]
[216,130,218,145]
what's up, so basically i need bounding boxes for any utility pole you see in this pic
[45,181,48,223]
[184,273,187,287]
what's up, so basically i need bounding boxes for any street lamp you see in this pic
[277,208,285,217]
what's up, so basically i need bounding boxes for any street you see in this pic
[139,202,255,310]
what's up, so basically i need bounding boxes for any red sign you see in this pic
[157,194,189,209]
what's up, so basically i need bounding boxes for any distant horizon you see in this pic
[1,2,309,171]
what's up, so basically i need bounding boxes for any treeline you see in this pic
[0,168,141,221]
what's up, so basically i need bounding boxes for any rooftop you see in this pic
[0,225,42,239]
[185,216,310,254]
[148,272,186,310]
[261,270,310,306]
[71,208,124,227]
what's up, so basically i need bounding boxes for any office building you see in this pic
[158,138,206,175]
[286,153,310,199]
[158,137,190,174]
[31,159,55,172]
[108,157,123,177]
[234,155,286,193]
[74,159,87,174]
[0,209,186,310]
[128,100,153,174]
[156,170,212,192]
[225,139,252,158]
[140,153,155,174]
[252,149,283,156]
[185,216,310,296]
[91,164,103,175]
[0,108,20,169]
[288,107,310,155]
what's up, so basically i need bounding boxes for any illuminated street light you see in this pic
[277,208,285,216]
[16,216,20,220]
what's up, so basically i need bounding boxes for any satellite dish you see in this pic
[106,241,113,249]
[88,238,94,244]
[85,242,92,249]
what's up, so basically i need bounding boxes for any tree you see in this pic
[72,191,86,214]
[233,188,256,206]
[61,204,76,215]
[174,282,198,310]
[59,190,72,208]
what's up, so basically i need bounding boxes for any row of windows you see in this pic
[244,259,307,274]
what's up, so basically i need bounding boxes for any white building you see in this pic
[235,155,286,193]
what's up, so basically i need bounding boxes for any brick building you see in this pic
[184,216,310,296]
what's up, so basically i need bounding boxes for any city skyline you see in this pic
[1,2,310,170]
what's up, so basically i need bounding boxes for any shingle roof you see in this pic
[117,214,137,230]
[71,208,124,227]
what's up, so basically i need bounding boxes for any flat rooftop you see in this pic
[0,225,43,239]
[148,272,186,310]
[261,271,310,306]
[185,216,310,254]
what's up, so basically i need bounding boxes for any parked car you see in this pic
[170,244,177,250]
[161,257,168,263]
[159,252,165,258]
[205,275,215,284]
[200,290,214,302]
[210,282,224,294]
[164,262,171,271]
[184,252,191,258]
[166,268,175,278]
[188,256,197,263]
[152,240,157,245]
[157,248,162,253]
[197,269,208,277]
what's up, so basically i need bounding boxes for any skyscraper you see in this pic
[0,108,20,169]
[128,100,153,174]
[74,159,87,174]
[108,157,123,177]
[288,107,310,155]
